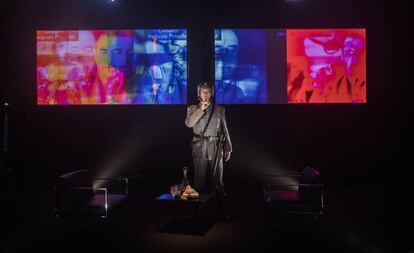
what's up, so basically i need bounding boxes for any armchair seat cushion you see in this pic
[267,190,320,212]
[88,194,128,210]
[270,190,302,201]
[59,194,127,216]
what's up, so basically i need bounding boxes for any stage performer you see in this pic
[185,81,232,221]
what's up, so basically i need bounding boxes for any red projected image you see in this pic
[286,29,366,103]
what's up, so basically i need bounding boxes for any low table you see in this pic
[155,192,217,235]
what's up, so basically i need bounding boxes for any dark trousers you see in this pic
[193,158,225,206]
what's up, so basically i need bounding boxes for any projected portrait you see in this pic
[133,29,187,104]
[36,29,187,105]
[214,29,267,104]
[286,29,366,103]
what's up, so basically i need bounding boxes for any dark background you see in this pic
[0,0,408,191]
[1,1,412,252]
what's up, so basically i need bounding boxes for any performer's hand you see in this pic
[201,101,210,111]
[224,152,231,162]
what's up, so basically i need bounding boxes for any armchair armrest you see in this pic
[92,177,128,195]
[263,175,302,188]
[264,174,301,178]
[264,183,323,191]
[68,186,107,194]
[265,183,323,187]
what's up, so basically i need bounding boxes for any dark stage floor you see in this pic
[1,181,413,253]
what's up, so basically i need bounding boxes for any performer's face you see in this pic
[200,88,212,102]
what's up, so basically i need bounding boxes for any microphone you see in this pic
[151,83,159,103]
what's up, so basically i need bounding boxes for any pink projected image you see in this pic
[287,29,366,103]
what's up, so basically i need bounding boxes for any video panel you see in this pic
[37,29,187,105]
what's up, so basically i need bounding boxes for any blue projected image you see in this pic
[214,29,267,104]
[133,29,187,104]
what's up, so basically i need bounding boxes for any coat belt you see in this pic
[193,134,219,142]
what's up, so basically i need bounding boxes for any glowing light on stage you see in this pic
[232,139,298,187]
[93,125,162,188]
[93,139,139,188]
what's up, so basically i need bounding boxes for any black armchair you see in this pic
[263,167,323,215]
[54,170,128,218]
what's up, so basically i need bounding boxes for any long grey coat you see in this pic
[185,104,232,160]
